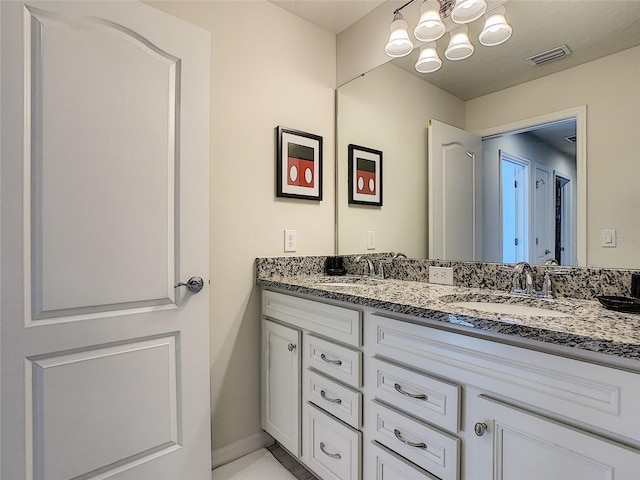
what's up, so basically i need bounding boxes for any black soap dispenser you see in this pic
[631,273,640,298]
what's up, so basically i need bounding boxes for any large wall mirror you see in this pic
[336,1,640,269]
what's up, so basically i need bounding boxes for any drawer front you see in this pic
[368,356,461,433]
[366,313,640,443]
[263,290,361,346]
[366,441,439,480]
[304,334,362,388]
[303,402,361,480]
[304,369,362,429]
[368,400,460,480]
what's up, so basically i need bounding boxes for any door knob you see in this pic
[174,276,204,293]
[474,422,488,436]
[288,343,297,352]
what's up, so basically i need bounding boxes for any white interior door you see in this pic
[428,120,482,261]
[1,2,211,479]
[534,167,553,264]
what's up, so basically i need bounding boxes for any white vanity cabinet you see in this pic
[365,313,640,480]
[261,290,363,480]
[262,289,640,480]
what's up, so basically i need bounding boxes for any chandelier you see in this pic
[384,0,513,73]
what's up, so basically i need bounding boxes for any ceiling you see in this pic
[271,0,640,100]
[270,0,385,34]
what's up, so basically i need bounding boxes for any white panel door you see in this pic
[261,319,301,457]
[428,119,482,261]
[534,167,553,264]
[1,2,211,479]
[469,395,640,480]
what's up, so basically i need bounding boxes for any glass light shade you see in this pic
[479,6,512,46]
[384,13,414,57]
[415,42,442,73]
[450,0,487,24]
[414,0,445,42]
[445,25,474,60]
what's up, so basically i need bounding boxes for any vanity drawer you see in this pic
[368,400,460,480]
[366,313,640,443]
[367,441,439,480]
[303,402,361,480]
[368,356,461,433]
[304,369,361,429]
[304,334,362,388]
[263,290,361,346]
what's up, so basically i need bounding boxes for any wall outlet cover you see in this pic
[284,229,297,252]
[429,266,454,285]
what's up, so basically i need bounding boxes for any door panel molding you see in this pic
[26,334,181,480]
[23,5,182,324]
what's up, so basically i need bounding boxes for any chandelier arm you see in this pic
[393,0,418,16]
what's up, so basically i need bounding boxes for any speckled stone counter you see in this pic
[256,257,640,363]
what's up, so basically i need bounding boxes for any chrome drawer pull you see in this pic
[320,390,342,404]
[394,429,427,449]
[320,353,342,365]
[394,383,428,400]
[320,442,342,459]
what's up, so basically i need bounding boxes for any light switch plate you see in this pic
[601,229,616,248]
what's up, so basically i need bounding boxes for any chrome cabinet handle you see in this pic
[174,276,204,293]
[394,429,427,449]
[320,390,342,404]
[319,442,341,459]
[474,422,488,436]
[394,383,428,400]
[320,353,342,365]
[287,343,296,352]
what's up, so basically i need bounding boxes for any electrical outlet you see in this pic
[367,230,376,250]
[284,229,297,252]
[429,266,454,285]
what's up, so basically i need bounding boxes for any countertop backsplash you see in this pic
[256,255,639,301]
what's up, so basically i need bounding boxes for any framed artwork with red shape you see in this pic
[276,126,323,201]
[348,144,382,206]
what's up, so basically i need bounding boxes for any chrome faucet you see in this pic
[512,262,535,295]
[354,255,375,276]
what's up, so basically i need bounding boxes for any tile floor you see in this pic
[211,443,318,480]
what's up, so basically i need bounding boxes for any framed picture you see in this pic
[276,126,323,201]
[348,144,382,206]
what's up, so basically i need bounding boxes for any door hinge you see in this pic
[515,238,519,246]
[536,237,539,245]
[514,180,518,188]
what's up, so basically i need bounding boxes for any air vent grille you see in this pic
[525,45,572,66]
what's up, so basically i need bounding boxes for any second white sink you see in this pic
[450,301,571,318]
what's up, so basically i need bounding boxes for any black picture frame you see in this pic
[276,126,323,201]
[348,144,383,206]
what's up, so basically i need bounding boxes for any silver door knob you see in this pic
[474,422,488,436]
[174,276,204,293]
[288,343,296,352]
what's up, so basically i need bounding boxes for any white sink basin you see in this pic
[450,301,571,318]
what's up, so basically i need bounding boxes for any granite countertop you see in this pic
[257,274,640,362]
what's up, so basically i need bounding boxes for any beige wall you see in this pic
[147,1,336,450]
[466,46,640,268]
[337,62,465,257]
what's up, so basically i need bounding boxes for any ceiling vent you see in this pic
[525,45,572,66]
[564,135,577,144]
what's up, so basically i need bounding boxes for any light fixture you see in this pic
[479,5,512,46]
[414,0,446,42]
[384,12,414,58]
[445,25,474,60]
[415,42,442,73]
[384,0,513,74]
[450,0,487,24]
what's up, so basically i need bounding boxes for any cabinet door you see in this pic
[262,319,301,456]
[469,395,640,480]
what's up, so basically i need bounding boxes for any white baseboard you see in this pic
[211,431,274,469]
